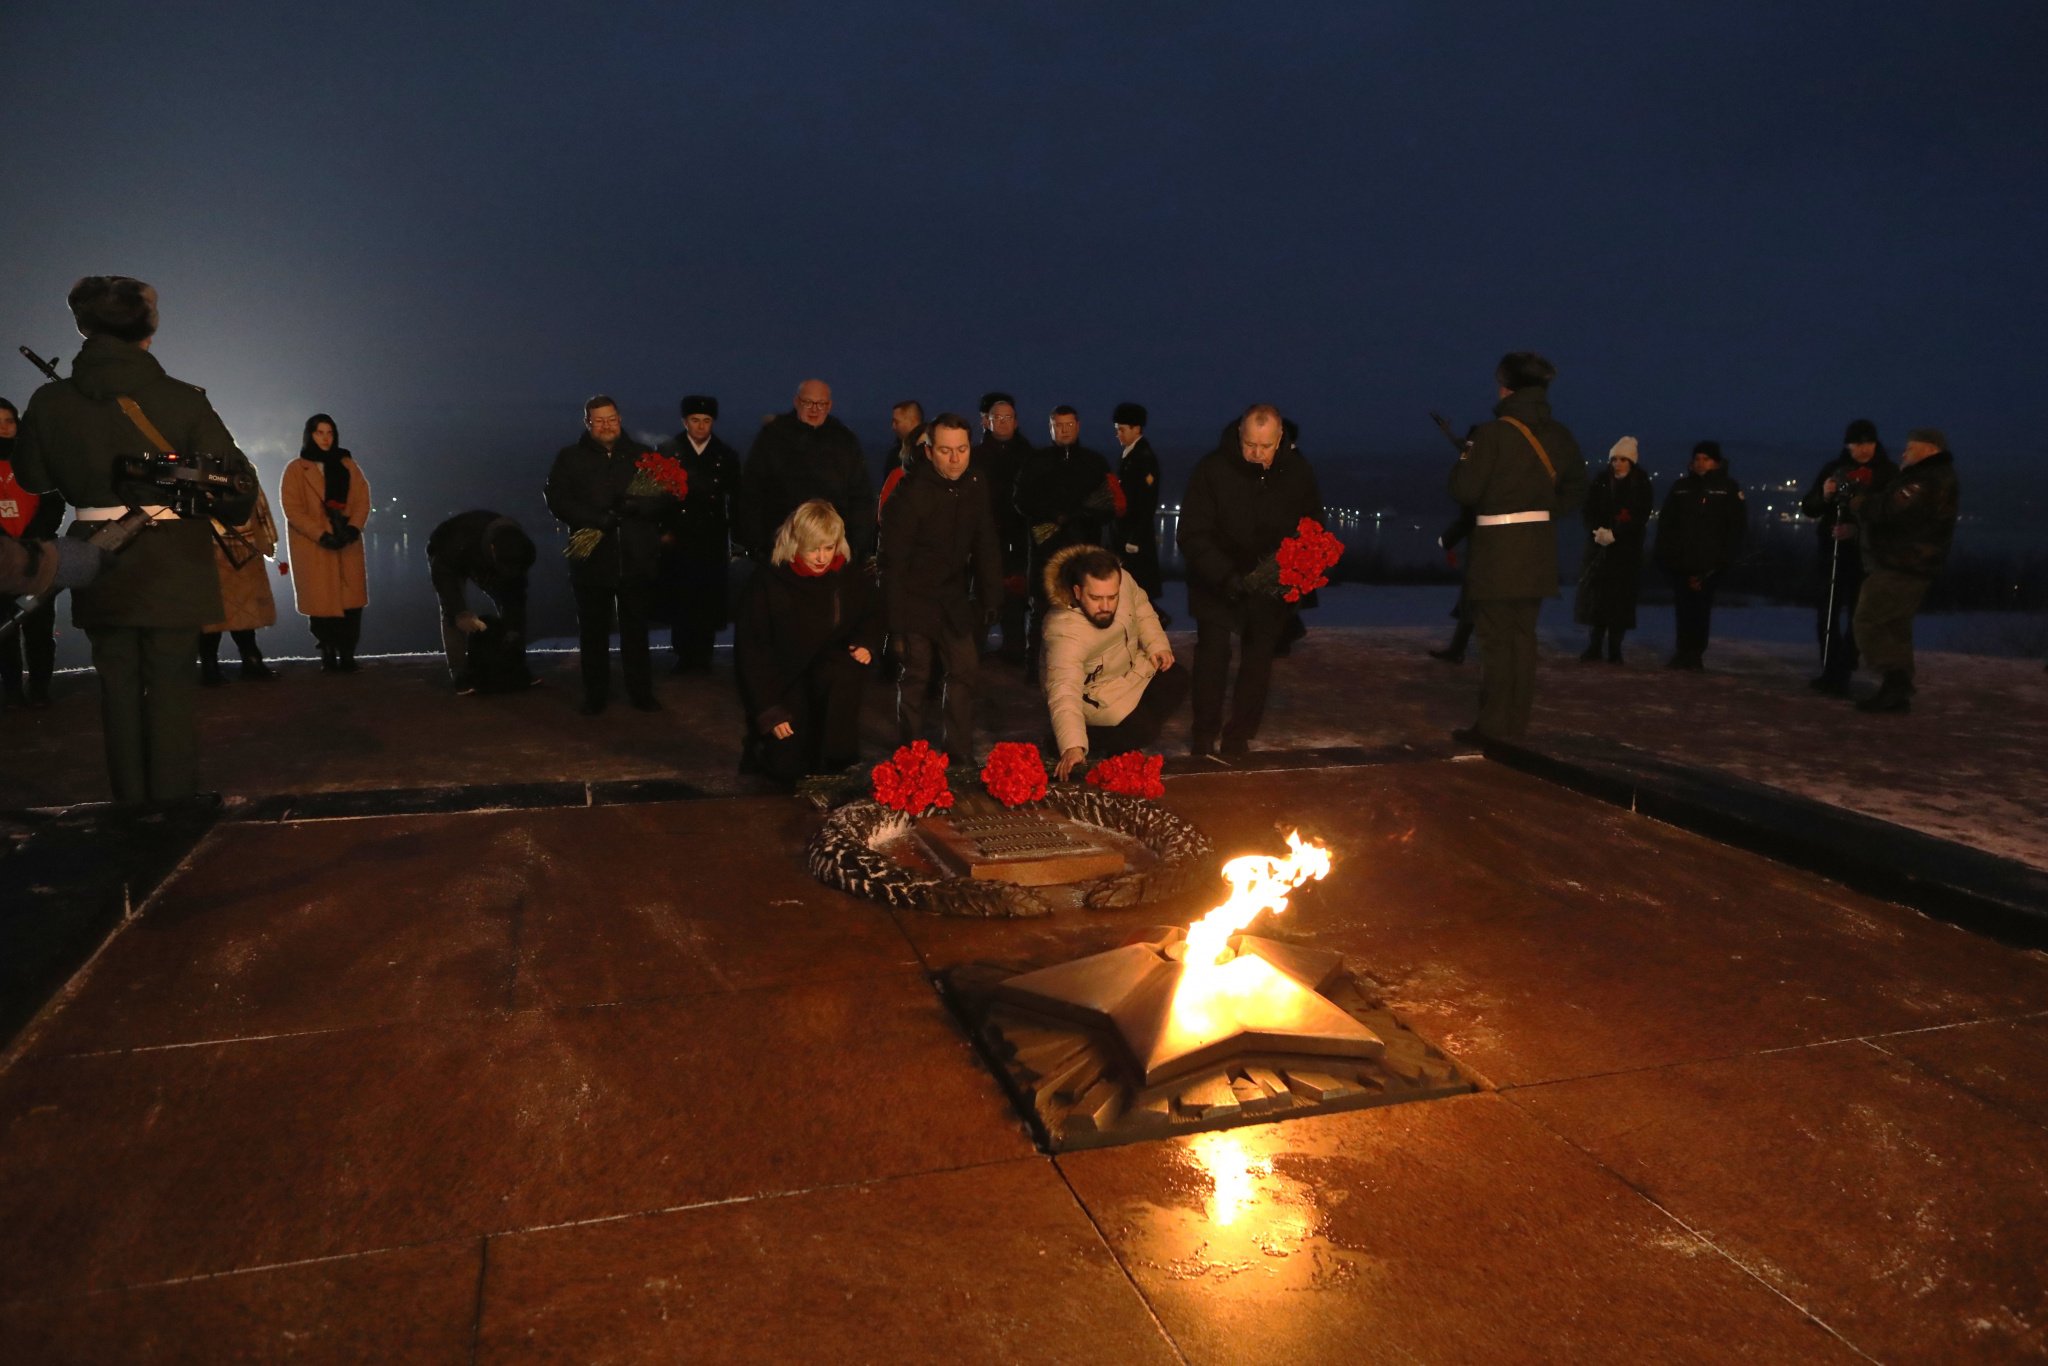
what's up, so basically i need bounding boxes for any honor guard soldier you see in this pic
[12,275,258,801]
[1111,402,1166,622]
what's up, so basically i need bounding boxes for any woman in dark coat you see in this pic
[733,499,884,785]
[1574,435,1655,662]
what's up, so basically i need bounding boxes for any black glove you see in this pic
[981,606,999,631]
[1222,573,1249,604]
[339,524,361,546]
[318,532,344,550]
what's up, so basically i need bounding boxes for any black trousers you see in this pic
[198,629,264,666]
[440,586,531,690]
[1191,603,1288,749]
[760,650,869,783]
[89,624,201,802]
[666,556,727,670]
[1088,664,1189,755]
[896,625,979,756]
[1670,573,1718,661]
[309,608,363,657]
[1816,546,1865,679]
[1,595,57,698]
[574,579,653,704]
[1470,598,1540,739]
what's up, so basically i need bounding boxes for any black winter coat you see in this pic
[879,460,1003,639]
[1859,451,1959,578]
[426,510,528,623]
[733,562,883,734]
[1116,437,1162,550]
[1574,466,1653,629]
[655,432,742,563]
[1177,441,1323,621]
[544,434,665,589]
[1797,449,1896,563]
[973,432,1034,572]
[1654,470,1747,577]
[1015,442,1112,564]
[739,412,874,561]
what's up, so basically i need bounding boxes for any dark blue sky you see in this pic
[5,1,2042,515]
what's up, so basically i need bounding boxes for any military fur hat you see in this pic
[1608,435,1639,464]
[681,395,718,419]
[1691,439,1724,463]
[1113,402,1148,428]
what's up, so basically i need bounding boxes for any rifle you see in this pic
[19,347,62,382]
[1430,411,1472,454]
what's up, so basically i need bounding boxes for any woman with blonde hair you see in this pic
[282,413,371,671]
[733,498,881,784]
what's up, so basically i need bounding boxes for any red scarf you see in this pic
[791,552,847,578]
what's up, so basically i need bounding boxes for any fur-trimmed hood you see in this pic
[1041,541,1095,607]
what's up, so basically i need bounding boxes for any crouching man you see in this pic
[1044,545,1187,780]
[427,510,538,695]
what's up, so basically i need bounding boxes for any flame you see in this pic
[1182,830,1332,968]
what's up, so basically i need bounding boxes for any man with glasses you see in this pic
[739,378,874,562]
[1176,404,1322,758]
[545,395,667,715]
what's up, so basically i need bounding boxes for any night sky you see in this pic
[5,2,2043,519]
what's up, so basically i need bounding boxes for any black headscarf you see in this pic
[0,399,17,463]
[301,413,351,505]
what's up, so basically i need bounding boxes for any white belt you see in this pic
[1475,510,1550,526]
[74,504,178,522]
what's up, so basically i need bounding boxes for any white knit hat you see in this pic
[1608,435,1640,464]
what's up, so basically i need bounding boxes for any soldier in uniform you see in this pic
[656,395,742,672]
[1446,351,1588,742]
[973,391,1034,660]
[1111,402,1166,623]
[12,275,257,801]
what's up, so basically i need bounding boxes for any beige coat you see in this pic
[281,456,370,617]
[203,484,279,633]
[1041,545,1170,756]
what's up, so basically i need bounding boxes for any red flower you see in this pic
[633,451,690,500]
[980,742,1048,807]
[1275,517,1345,602]
[1105,474,1128,518]
[1085,751,1164,799]
[872,740,954,815]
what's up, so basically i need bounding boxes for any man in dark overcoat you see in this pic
[1797,418,1896,695]
[1447,352,1588,741]
[427,510,536,694]
[738,378,874,561]
[973,391,1034,660]
[1015,405,1113,653]
[1653,440,1746,671]
[656,394,742,673]
[13,275,257,801]
[1177,404,1322,757]
[1111,401,1166,621]
[544,395,669,715]
[879,413,1003,756]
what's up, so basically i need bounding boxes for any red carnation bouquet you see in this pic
[1275,517,1344,602]
[1085,751,1164,800]
[872,740,954,816]
[633,451,690,501]
[980,742,1048,807]
[1106,474,1128,518]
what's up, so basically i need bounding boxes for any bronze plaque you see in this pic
[916,810,1128,886]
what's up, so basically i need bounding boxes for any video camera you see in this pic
[113,451,253,519]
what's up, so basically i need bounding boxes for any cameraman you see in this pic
[13,276,256,802]
[1796,419,1895,696]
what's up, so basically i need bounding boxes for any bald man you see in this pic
[739,378,875,560]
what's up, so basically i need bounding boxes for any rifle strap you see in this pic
[1498,416,1558,486]
[115,396,175,454]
